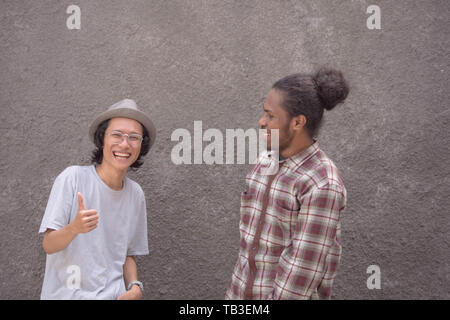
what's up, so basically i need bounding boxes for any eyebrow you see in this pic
[263,106,273,113]
[110,129,142,135]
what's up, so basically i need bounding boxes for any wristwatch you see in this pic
[127,280,144,293]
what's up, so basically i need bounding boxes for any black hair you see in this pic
[90,119,151,170]
[272,67,349,137]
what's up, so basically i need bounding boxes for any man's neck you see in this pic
[280,135,314,159]
[95,164,127,191]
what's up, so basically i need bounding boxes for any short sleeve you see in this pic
[127,191,149,256]
[38,167,77,234]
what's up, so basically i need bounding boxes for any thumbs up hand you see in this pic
[69,192,99,235]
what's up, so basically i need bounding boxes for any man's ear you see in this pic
[292,114,307,130]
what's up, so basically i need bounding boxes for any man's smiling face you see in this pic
[102,117,143,171]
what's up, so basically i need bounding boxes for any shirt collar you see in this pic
[255,140,319,175]
[283,139,320,169]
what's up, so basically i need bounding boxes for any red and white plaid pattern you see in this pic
[226,141,346,300]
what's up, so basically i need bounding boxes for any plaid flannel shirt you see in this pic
[226,140,346,300]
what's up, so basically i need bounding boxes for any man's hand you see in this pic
[117,285,143,300]
[68,192,99,235]
[42,192,98,254]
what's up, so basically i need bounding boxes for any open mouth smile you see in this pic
[113,151,132,160]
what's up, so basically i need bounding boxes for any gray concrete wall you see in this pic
[0,0,448,299]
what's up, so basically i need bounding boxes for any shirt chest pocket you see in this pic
[273,196,299,222]
[266,197,299,243]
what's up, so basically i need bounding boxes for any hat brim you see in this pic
[88,108,157,150]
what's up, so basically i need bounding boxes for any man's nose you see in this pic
[119,136,132,147]
[258,116,266,127]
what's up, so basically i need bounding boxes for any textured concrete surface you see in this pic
[0,0,449,299]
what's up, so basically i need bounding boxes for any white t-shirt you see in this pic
[39,165,149,300]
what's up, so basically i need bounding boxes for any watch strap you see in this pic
[127,280,144,292]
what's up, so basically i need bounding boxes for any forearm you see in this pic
[118,256,142,300]
[271,249,323,300]
[42,224,78,254]
[123,256,138,287]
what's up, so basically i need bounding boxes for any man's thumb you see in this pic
[77,192,86,211]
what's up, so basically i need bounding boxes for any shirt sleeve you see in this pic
[38,167,76,233]
[271,182,345,299]
[127,190,149,256]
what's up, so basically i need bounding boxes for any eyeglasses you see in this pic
[105,130,143,145]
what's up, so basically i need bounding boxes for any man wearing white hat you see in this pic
[39,99,156,300]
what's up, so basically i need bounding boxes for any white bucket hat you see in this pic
[88,99,156,150]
